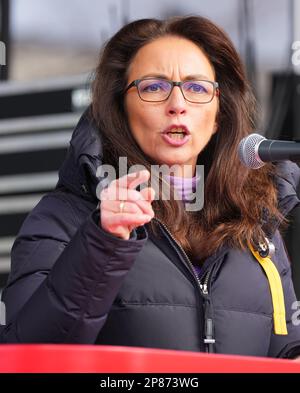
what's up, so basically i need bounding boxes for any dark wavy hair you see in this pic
[91,16,284,262]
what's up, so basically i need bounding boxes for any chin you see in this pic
[156,158,192,168]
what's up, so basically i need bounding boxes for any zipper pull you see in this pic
[204,317,216,352]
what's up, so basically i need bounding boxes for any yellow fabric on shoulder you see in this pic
[249,244,288,335]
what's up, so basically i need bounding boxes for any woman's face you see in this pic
[125,35,219,177]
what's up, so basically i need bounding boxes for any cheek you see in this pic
[126,100,160,136]
[193,107,218,144]
[198,105,218,129]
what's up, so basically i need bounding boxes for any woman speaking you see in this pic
[1,15,300,359]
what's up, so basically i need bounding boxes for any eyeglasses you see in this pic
[124,78,219,104]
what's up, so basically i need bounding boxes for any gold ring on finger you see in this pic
[119,201,125,213]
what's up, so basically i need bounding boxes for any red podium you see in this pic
[0,345,299,373]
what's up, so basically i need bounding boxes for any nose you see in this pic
[165,85,187,116]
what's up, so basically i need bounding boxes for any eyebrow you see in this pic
[140,73,213,81]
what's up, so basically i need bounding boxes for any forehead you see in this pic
[127,35,215,80]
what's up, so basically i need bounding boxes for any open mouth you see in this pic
[161,126,191,147]
[164,126,189,140]
[167,128,186,140]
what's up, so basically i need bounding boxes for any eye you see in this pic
[139,80,170,93]
[144,83,160,92]
[184,82,208,94]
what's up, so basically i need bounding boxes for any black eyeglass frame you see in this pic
[124,78,219,104]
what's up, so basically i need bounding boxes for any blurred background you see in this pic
[0,0,299,295]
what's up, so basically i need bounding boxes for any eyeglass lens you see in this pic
[137,79,215,103]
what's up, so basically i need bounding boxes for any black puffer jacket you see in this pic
[1,111,300,358]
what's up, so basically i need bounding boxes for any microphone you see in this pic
[238,133,300,169]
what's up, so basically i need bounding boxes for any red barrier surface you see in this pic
[0,345,300,373]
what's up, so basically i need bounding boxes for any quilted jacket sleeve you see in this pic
[0,190,147,343]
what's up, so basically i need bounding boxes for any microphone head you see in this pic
[238,133,266,169]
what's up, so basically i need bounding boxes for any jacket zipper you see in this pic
[201,269,212,295]
[153,218,216,352]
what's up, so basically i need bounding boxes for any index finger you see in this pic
[112,170,150,190]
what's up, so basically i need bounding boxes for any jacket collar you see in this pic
[274,161,300,216]
[56,108,103,202]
